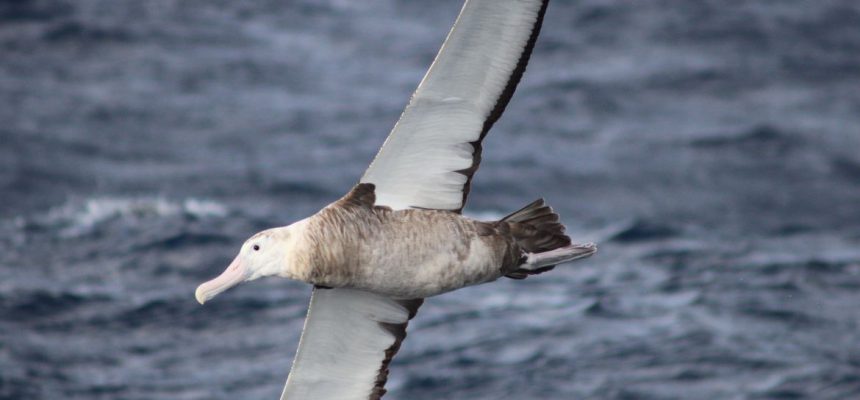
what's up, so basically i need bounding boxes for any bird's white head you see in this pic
[195,223,302,305]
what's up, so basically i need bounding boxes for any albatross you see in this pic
[195,0,596,398]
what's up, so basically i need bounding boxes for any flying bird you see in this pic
[195,0,596,398]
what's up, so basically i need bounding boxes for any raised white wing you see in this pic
[362,0,549,212]
[282,1,549,398]
[281,288,421,400]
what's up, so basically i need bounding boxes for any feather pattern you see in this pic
[280,288,421,400]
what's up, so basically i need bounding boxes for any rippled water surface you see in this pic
[2,1,860,399]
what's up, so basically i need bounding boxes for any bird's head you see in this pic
[195,223,301,305]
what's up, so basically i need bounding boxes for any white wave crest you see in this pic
[26,197,229,237]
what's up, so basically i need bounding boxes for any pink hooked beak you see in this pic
[195,256,248,305]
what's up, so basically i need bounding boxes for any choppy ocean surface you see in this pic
[2,1,860,399]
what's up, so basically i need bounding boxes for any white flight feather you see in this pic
[281,289,412,400]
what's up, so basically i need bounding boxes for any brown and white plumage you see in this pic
[194,1,597,399]
[286,183,593,299]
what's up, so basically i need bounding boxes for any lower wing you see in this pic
[280,288,422,400]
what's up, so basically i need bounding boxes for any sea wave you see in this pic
[16,196,228,238]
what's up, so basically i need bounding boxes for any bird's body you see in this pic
[194,1,599,398]
[293,199,512,299]
[252,183,593,299]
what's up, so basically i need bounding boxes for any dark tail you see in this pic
[501,199,576,279]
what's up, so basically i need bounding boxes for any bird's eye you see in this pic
[253,245,260,251]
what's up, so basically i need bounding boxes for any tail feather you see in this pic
[502,199,556,225]
[500,199,595,279]
[502,199,571,254]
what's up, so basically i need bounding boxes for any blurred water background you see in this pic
[2,0,860,399]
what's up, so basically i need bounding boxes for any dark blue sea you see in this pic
[2,1,860,399]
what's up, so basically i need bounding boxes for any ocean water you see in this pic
[2,1,860,399]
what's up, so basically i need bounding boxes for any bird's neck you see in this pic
[278,218,316,283]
